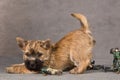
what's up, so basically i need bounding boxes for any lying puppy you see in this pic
[6,38,53,74]
[6,13,95,74]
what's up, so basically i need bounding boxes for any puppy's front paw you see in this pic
[6,63,35,74]
[49,69,62,75]
[69,67,78,74]
[6,67,14,73]
[41,67,62,75]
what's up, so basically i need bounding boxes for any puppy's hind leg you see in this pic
[69,52,90,74]
[69,60,90,74]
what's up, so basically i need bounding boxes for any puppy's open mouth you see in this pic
[24,59,44,71]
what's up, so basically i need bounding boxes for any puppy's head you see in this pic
[16,37,52,71]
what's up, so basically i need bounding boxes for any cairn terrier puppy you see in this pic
[6,38,52,74]
[6,13,95,74]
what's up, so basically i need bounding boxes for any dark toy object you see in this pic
[101,48,120,73]
[87,60,105,71]
[110,48,120,73]
[88,60,114,72]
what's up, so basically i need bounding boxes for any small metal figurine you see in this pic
[110,48,120,73]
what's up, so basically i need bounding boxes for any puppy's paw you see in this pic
[6,63,25,74]
[53,69,62,75]
[42,67,62,75]
[69,67,78,74]
[6,63,35,74]
[6,66,15,73]
[6,66,22,74]
[47,68,62,75]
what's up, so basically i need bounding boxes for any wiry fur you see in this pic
[6,39,52,74]
[6,13,95,74]
[47,13,95,74]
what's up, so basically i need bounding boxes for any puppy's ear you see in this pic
[16,37,27,50]
[41,39,51,50]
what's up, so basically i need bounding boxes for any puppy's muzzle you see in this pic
[24,59,44,71]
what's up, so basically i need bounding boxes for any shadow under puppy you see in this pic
[6,13,95,74]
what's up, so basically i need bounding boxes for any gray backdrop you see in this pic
[0,0,120,74]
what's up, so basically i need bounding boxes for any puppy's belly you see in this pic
[49,55,74,70]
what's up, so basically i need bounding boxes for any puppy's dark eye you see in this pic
[25,52,31,56]
[37,52,42,57]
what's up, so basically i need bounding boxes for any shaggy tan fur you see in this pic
[47,13,95,74]
[6,13,95,74]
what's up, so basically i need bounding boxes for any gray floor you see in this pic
[1,71,120,80]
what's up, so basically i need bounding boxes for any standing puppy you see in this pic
[48,13,95,74]
[6,13,95,74]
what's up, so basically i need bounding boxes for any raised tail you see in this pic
[71,13,91,33]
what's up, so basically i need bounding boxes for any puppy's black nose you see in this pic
[25,59,44,71]
[29,60,36,67]
[30,63,36,68]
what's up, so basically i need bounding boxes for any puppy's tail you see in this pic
[71,13,91,34]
